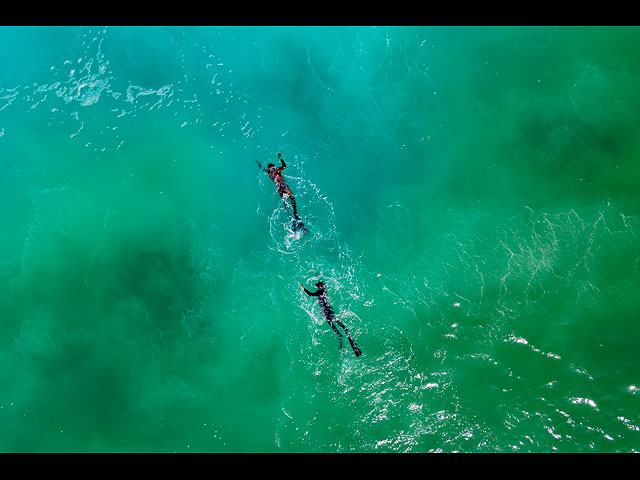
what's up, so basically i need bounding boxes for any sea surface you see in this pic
[1,26,639,452]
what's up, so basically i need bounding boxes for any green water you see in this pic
[1,26,639,452]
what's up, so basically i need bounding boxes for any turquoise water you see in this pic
[1,26,639,452]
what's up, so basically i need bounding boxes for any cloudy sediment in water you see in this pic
[0,26,639,452]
